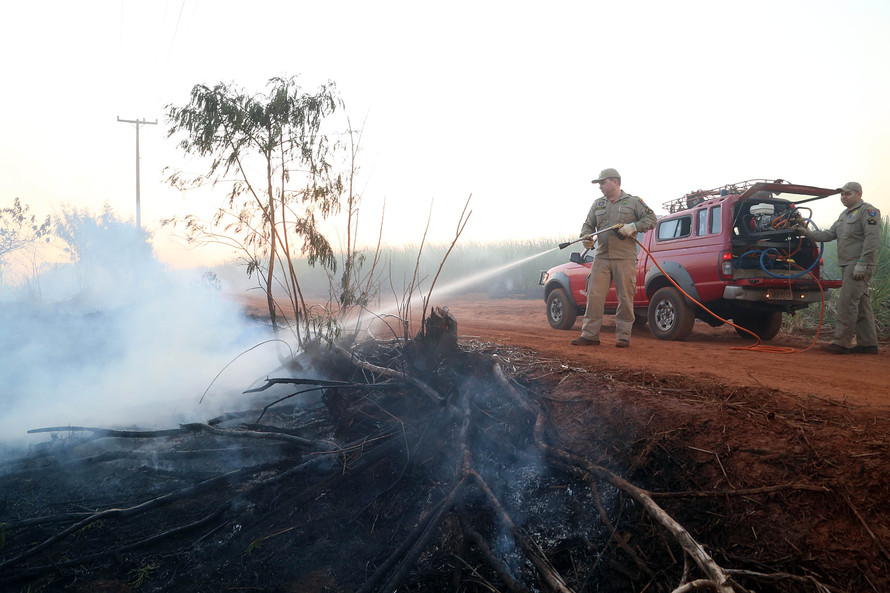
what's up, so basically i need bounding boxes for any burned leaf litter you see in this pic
[1,309,886,592]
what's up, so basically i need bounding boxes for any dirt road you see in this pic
[438,294,888,406]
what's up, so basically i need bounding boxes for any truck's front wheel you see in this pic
[648,287,695,341]
[546,288,578,330]
[733,310,783,340]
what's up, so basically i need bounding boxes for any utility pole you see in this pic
[117,116,157,229]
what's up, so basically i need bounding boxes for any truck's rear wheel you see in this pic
[648,287,695,341]
[733,310,783,340]
[546,288,578,330]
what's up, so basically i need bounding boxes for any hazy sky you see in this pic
[2,0,889,267]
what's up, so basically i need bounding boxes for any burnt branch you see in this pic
[243,377,369,392]
[334,342,444,404]
[536,430,733,591]
[181,422,327,449]
[361,478,467,593]
[27,426,187,438]
[2,505,228,581]
[467,468,574,593]
[650,483,831,499]
[458,512,532,593]
[0,467,254,573]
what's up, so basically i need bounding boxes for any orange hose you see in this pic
[633,238,826,354]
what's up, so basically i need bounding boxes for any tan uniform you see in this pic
[579,191,657,342]
[808,200,881,349]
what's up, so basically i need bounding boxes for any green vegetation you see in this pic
[220,236,571,303]
[0,198,51,285]
[379,238,568,298]
[128,564,156,589]
[871,217,890,334]
[164,76,358,345]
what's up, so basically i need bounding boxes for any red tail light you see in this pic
[720,250,733,279]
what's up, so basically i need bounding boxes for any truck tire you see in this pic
[648,287,695,341]
[546,288,578,330]
[733,310,783,340]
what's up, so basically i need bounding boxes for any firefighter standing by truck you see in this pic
[793,181,881,354]
[571,168,657,348]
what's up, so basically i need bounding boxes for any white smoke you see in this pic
[0,209,280,452]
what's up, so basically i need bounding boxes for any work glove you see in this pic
[618,222,638,237]
[852,262,870,281]
[582,237,595,250]
[791,224,810,237]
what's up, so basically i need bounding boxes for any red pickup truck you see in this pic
[539,180,843,340]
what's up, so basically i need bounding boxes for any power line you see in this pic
[166,0,187,70]
[117,117,158,229]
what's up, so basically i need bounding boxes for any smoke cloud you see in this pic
[0,210,278,453]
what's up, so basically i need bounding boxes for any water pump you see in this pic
[750,203,775,233]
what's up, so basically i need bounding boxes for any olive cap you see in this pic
[838,181,862,194]
[591,168,621,184]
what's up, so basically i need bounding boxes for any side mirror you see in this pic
[569,252,582,264]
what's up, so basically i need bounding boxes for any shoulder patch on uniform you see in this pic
[867,208,878,217]
[867,217,878,225]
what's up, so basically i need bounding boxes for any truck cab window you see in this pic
[709,205,721,234]
[657,216,692,240]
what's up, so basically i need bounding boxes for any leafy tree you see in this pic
[164,76,348,344]
[0,198,51,285]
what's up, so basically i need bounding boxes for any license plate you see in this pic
[767,288,792,300]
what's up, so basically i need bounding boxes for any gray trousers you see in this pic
[581,258,636,342]
[833,264,878,348]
